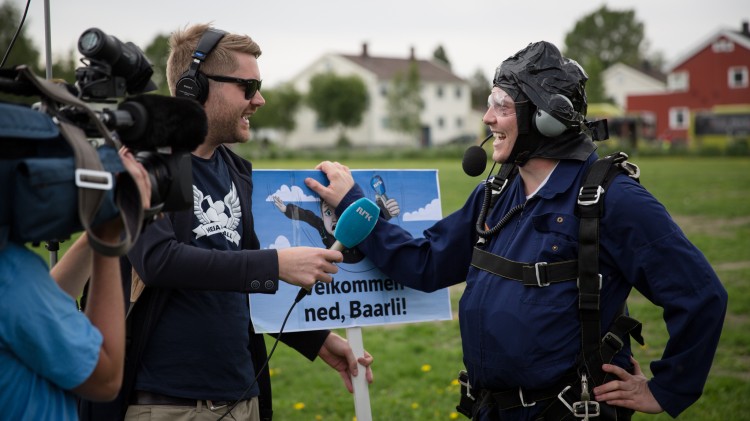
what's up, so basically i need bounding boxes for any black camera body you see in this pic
[0,28,206,248]
[71,28,203,215]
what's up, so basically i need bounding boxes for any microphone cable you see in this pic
[216,290,308,420]
[1,0,31,68]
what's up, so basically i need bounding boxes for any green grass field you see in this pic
[31,154,748,420]
[248,156,750,421]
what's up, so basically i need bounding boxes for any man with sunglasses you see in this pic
[119,24,373,421]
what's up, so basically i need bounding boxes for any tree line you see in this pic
[2,2,661,143]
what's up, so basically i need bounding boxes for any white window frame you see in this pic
[669,107,690,130]
[668,71,689,92]
[728,66,749,89]
[712,39,735,53]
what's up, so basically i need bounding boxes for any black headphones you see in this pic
[175,28,227,104]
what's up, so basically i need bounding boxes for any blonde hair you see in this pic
[166,23,262,95]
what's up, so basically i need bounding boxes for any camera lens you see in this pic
[78,30,102,55]
[134,151,171,208]
[76,27,156,96]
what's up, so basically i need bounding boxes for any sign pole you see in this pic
[346,326,372,421]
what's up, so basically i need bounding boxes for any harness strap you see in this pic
[471,247,578,287]
[577,152,632,386]
[480,372,579,411]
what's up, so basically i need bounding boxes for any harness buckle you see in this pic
[489,176,509,195]
[519,387,536,407]
[602,331,624,351]
[572,400,600,419]
[535,262,550,287]
[577,274,602,290]
[577,185,604,206]
[458,370,474,400]
[572,374,600,419]
[557,377,601,420]
[557,385,574,412]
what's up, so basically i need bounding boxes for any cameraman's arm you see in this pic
[50,234,92,298]
[70,148,150,401]
[70,220,125,401]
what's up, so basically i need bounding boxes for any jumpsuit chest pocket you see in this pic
[521,212,580,307]
[531,212,579,261]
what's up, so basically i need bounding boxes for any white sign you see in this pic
[250,169,452,333]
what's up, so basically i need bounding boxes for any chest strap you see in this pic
[471,247,578,287]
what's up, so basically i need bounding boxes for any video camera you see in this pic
[0,28,207,252]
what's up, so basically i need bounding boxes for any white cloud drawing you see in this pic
[265,184,318,202]
[268,235,291,250]
[402,198,441,221]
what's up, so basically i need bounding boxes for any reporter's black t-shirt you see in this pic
[135,151,257,401]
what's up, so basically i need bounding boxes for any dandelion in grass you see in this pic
[293,402,305,410]
[411,402,420,409]
[450,412,460,419]
[421,364,432,372]
[315,416,323,420]
[451,378,459,386]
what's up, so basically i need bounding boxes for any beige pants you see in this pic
[124,397,260,421]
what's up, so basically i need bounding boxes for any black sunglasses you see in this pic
[204,74,262,99]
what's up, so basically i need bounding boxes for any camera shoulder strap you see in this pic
[15,65,143,256]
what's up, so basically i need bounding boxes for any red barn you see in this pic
[627,21,750,147]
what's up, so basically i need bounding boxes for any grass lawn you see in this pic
[30,154,748,420]
[249,156,750,421]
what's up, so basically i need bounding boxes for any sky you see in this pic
[5,0,748,88]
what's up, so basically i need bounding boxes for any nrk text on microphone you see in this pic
[250,169,452,333]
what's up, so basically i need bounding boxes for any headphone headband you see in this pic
[192,28,227,62]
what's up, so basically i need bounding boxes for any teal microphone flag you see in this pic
[332,197,379,250]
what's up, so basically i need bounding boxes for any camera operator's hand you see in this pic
[119,147,151,210]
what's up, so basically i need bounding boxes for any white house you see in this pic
[283,43,476,149]
[602,62,667,110]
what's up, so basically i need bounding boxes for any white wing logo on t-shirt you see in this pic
[192,182,241,245]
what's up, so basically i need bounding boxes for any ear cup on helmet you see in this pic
[534,109,567,137]
[533,94,575,137]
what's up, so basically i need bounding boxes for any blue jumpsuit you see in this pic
[337,153,727,419]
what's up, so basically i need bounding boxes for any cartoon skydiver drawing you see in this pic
[272,196,368,264]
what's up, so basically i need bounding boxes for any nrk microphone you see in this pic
[296,197,379,301]
[331,197,380,250]
[462,133,494,177]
